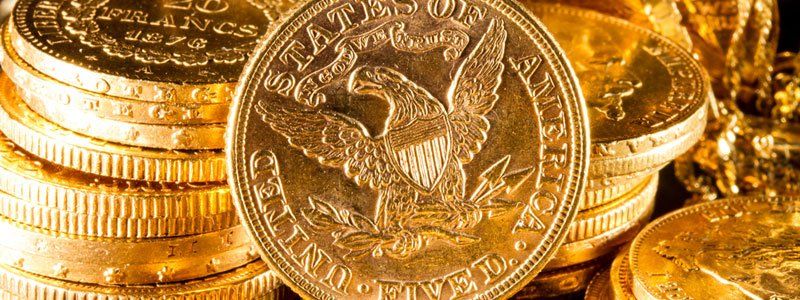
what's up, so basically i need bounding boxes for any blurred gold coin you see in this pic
[0,260,281,299]
[0,131,234,238]
[584,267,613,300]
[228,0,590,298]
[0,217,256,285]
[9,0,293,104]
[515,254,615,299]
[0,73,226,183]
[630,196,800,299]
[529,4,709,178]
[610,247,636,300]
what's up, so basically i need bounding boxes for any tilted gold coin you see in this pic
[0,132,234,239]
[567,174,657,243]
[0,217,257,285]
[9,0,291,104]
[584,267,613,300]
[0,74,226,183]
[0,25,228,126]
[515,254,614,299]
[0,260,282,300]
[228,0,590,298]
[547,185,655,269]
[630,196,800,300]
[529,4,709,179]
[610,247,636,300]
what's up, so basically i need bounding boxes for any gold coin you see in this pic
[582,174,648,210]
[610,247,636,300]
[228,0,591,298]
[529,4,709,179]
[0,217,256,285]
[0,26,228,126]
[9,0,296,104]
[0,260,282,300]
[630,196,800,300]
[568,174,657,243]
[584,267,613,300]
[0,133,234,238]
[514,254,614,299]
[0,73,226,183]
[547,192,654,269]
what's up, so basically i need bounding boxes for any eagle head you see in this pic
[347,66,408,98]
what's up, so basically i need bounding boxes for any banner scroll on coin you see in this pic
[229,0,589,298]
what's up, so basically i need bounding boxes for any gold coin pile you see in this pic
[512,4,709,298]
[0,0,288,297]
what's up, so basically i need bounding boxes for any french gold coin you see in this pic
[582,174,648,210]
[9,0,294,104]
[547,191,654,269]
[228,0,591,298]
[0,73,226,183]
[584,267,613,300]
[568,174,657,243]
[0,26,228,126]
[630,196,800,300]
[0,260,281,300]
[0,217,257,285]
[610,247,636,300]
[514,254,614,299]
[529,4,709,179]
[0,130,235,238]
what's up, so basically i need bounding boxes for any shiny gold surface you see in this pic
[0,217,256,285]
[515,254,614,299]
[0,25,229,125]
[610,248,636,300]
[547,193,654,269]
[529,4,709,178]
[0,130,234,238]
[0,260,281,299]
[568,174,658,243]
[582,175,647,210]
[630,196,800,299]
[0,74,226,183]
[227,0,590,298]
[9,0,294,104]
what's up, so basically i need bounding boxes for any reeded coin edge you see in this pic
[227,0,591,298]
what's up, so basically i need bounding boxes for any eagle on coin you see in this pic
[256,19,508,241]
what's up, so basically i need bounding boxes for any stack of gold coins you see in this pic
[586,195,800,299]
[0,0,293,297]
[512,3,710,298]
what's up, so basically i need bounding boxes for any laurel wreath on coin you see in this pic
[61,0,261,67]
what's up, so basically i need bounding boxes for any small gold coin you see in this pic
[610,247,636,300]
[0,26,228,125]
[0,217,257,285]
[228,0,591,298]
[515,254,614,299]
[547,189,654,269]
[630,196,800,300]
[569,174,658,243]
[529,4,709,179]
[0,132,234,238]
[584,267,613,300]
[0,260,282,300]
[0,73,226,183]
[9,0,298,104]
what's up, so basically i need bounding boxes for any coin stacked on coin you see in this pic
[0,0,292,297]
[585,195,800,300]
[512,4,710,297]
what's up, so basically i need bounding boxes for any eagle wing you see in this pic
[255,101,396,190]
[447,19,508,164]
